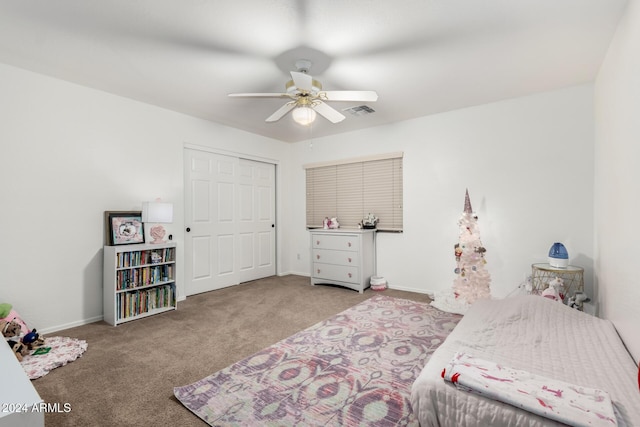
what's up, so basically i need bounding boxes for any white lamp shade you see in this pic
[142,202,173,223]
[292,106,317,126]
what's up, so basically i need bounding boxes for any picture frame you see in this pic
[105,211,145,246]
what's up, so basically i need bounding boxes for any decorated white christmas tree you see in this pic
[431,189,491,314]
[452,189,491,304]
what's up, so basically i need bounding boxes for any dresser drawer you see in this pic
[313,263,360,284]
[312,234,358,252]
[312,249,359,266]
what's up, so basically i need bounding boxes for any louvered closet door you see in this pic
[184,148,276,295]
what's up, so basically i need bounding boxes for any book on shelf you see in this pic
[116,265,175,290]
[115,247,176,269]
[116,284,176,320]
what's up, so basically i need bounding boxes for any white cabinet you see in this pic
[310,229,376,293]
[103,242,177,326]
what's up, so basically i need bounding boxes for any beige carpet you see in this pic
[32,275,432,426]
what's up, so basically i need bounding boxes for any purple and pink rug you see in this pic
[174,295,461,426]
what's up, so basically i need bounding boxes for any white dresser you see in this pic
[309,229,376,293]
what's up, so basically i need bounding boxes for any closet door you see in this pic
[237,158,276,283]
[184,148,275,295]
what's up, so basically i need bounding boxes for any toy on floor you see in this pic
[541,277,565,302]
[32,346,51,355]
[1,319,22,338]
[0,303,29,332]
[1,303,47,361]
[22,329,45,350]
[568,292,590,310]
[7,340,29,362]
[2,319,28,361]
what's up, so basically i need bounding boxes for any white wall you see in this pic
[594,0,640,362]
[0,61,598,334]
[288,85,595,300]
[0,62,292,333]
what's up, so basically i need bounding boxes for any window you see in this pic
[305,152,403,231]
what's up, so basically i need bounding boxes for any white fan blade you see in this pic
[229,93,289,98]
[313,101,346,123]
[266,102,296,122]
[322,90,378,102]
[290,71,313,92]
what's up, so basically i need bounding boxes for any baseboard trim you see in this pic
[387,284,432,295]
[39,315,104,335]
[278,272,432,296]
[278,271,310,277]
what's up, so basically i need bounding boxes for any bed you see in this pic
[411,295,640,426]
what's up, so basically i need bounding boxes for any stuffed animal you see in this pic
[1,303,45,349]
[2,316,45,360]
[22,329,45,350]
[323,217,340,229]
[568,292,590,310]
[1,319,23,340]
[2,319,28,362]
[0,303,29,334]
[7,340,29,362]
[541,277,565,302]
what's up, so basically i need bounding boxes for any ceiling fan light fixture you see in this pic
[229,58,376,126]
[292,106,316,126]
[285,78,322,94]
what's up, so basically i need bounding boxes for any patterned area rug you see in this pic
[174,295,462,426]
[21,336,88,379]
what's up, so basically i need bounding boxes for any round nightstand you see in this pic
[531,263,584,301]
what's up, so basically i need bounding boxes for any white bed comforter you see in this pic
[411,295,640,427]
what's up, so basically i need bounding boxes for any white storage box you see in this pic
[370,276,387,291]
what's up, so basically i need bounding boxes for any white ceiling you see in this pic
[0,0,628,142]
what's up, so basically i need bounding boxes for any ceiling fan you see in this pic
[228,59,378,126]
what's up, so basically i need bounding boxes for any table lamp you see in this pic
[142,201,173,244]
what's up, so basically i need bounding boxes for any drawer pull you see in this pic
[316,240,320,245]
[317,269,321,274]
[348,273,352,278]
[347,242,352,247]
[347,257,352,263]
[317,254,320,260]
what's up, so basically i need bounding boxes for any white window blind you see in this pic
[305,153,403,231]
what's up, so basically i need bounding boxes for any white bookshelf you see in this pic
[103,242,177,326]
